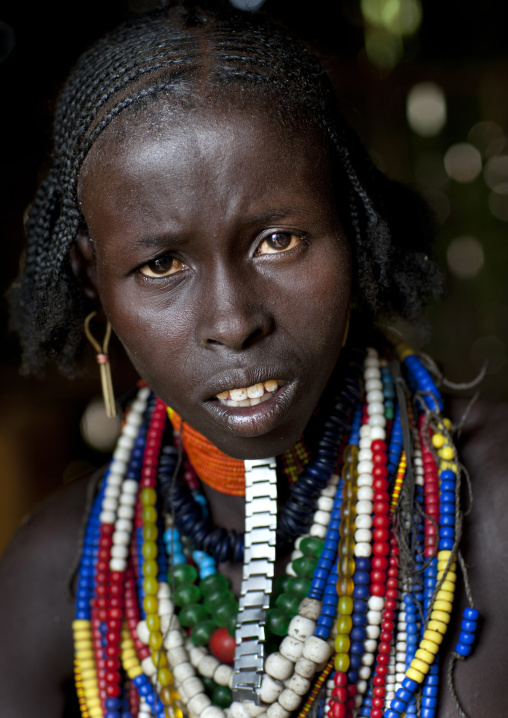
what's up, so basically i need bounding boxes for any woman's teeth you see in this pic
[216,380,284,407]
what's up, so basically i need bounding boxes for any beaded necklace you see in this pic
[73,340,477,718]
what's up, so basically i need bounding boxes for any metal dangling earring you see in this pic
[84,311,117,417]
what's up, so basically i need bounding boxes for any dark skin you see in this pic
[1,100,507,717]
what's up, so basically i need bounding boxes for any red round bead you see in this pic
[372,478,388,491]
[102,524,114,535]
[331,702,346,718]
[373,528,390,542]
[373,542,390,556]
[373,514,390,527]
[333,687,347,702]
[377,665,388,676]
[371,556,388,571]
[372,464,389,478]
[105,683,121,698]
[372,696,384,709]
[209,627,236,665]
[378,641,391,655]
[334,672,347,687]
[374,502,390,515]
[373,686,386,698]
[371,583,386,597]
[373,676,386,687]
[382,620,395,631]
[380,631,392,643]
[370,570,387,584]
[378,653,390,665]
[371,709,383,718]
[105,644,120,658]
[346,684,357,697]
[371,440,387,453]
[386,588,398,599]
[384,607,396,618]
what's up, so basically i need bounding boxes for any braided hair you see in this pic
[8,1,442,376]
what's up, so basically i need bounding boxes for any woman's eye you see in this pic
[257,232,302,255]
[138,254,186,278]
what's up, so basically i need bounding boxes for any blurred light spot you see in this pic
[364,26,402,69]
[485,137,506,158]
[422,188,450,224]
[229,0,265,9]
[488,191,508,221]
[470,335,507,375]
[446,236,484,278]
[468,121,503,156]
[81,397,121,452]
[361,0,422,35]
[444,143,482,183]
[484,155,508,193]
[407,83,446,137]
[414,152,449,188]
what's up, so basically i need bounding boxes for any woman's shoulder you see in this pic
[0,467,103,715]
[436,395,508,717]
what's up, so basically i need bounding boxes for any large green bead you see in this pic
[286,576,311,598]
[275,574,292,594]
[201,677,215,693]
[174,583,202,607]
[299,537,324,558]
[226,611,237,638]
[170,563,198,586]
[214,601,238,627]
[191,619,218,646]
[292,556,318,578]
[179,603,208,627]
[266,608,290,637]
[200,573,229,593]
[276,592,300,616]
[212,685,233,708]
[204,589,235,613]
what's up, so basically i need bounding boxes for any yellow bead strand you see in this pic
[73,619,103,718]
[334,444,359,674]
[390,451,407,514]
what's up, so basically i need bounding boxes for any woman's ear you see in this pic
[69,227,99,304]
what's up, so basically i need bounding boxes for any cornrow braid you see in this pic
[9,1,442,376]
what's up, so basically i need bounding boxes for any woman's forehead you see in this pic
[78,94,330,197]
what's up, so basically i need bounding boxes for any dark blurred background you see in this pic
[1,0,507,553]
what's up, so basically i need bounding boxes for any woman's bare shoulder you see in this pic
[436,396,508,717]
[0,468,103,716]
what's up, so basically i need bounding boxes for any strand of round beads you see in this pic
[329,443,360,718]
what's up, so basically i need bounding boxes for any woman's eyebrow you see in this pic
[245,206,311,224]
[130,233,187,251]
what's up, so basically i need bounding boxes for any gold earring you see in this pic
[84,311,117,417]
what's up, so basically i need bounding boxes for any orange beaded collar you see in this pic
[167,406,311,497]
[167,407,246,496]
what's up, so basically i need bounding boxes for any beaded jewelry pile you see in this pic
[73,340,478,718]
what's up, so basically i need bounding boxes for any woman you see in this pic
[1,2,507,717]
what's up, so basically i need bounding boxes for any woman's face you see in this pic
[78,102,352,459]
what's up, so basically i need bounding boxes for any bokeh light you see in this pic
[488,192,508,221]
[364,27,402,69]
[407,83,446,137]
[446,236,484,278]
[470,335,507,375]
[361,0,422,36]
[443,143,482,183]
[484,155,508,194]
[80,397,121,452]
[468,120,505,157]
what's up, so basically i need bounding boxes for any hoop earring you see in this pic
[84,311,117,417]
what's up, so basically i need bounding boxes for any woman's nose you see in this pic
[195,268,274,352]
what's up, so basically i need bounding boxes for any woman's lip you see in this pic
[202,380,298,439]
